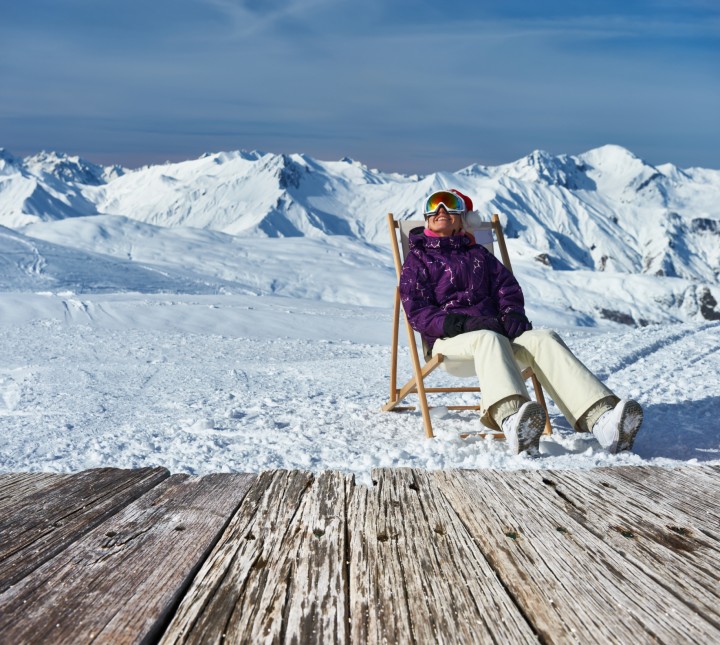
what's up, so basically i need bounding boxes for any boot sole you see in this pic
[617,399,644,453]
[515,402,547,455]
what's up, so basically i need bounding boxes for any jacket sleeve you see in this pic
[398,254,447,339]
[485,251,526,315]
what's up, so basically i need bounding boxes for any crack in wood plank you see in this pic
[0,467,170,592]
[430,468,720,643]
[0,473,255,644]
[505,468,720,630]
[347,468,539,645]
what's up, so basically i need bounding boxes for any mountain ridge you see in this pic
[1,145,718,325]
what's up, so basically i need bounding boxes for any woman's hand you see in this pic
[443,313,505,337]
[501,311,533,340]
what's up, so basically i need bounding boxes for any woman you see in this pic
[399,189,643,455]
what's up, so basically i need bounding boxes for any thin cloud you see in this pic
[200,0,335,39]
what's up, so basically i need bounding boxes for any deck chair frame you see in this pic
[382,212,552,439]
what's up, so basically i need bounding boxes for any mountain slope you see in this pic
[1,145,718,324]
[0,224,244,294]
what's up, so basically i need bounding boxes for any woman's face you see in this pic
[426,206,462,237]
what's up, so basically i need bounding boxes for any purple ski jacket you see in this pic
[399,227,526,351]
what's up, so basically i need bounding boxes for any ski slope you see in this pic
[1,293,718,483]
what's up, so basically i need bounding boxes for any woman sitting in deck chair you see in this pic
[399,189,644,455]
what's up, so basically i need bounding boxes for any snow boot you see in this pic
[502,401,546,455]
[592,399,643,453]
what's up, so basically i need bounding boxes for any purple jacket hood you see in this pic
[399,227,526,351]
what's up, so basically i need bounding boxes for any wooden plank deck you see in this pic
[0,465,718,644]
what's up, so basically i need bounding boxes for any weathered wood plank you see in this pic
[0,466,169,592]
[594,465,720,533]
[281,471,349,644]
[160,470,348,645]
[0,473,255,644]
[346,473,411,644]
[347,468,539,645]
[0,472,70,513]
[541,466,720,542]
[2,465,718,644]
[431,469,720,644]
[495,468,720,627]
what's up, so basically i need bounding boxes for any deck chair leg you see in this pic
[405,319,434,438]
[389,287,401,403]
[530,374,553,435]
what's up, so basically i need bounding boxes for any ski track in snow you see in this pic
[591,321,720,381]
[1,305,718,484]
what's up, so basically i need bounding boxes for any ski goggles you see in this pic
[423,190,466,218]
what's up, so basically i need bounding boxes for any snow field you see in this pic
[1,295,718,482]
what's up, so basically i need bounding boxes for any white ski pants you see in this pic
[432,328,617,430]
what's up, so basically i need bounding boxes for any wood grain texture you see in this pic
[347,468,539,645]
[0,466,169,592]
[0,473,254,644]
[538,466,720,543]
[160,470,350,645]
[0,473,70,513]
[594,465,720,534]
[431,468,720,644]
[496,468,720,627]
[1,466,718,644]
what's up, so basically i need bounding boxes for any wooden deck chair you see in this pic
[382,212,553,440]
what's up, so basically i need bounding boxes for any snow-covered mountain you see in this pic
[0,145,718,325]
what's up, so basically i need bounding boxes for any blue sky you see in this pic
[2,0,719,172]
